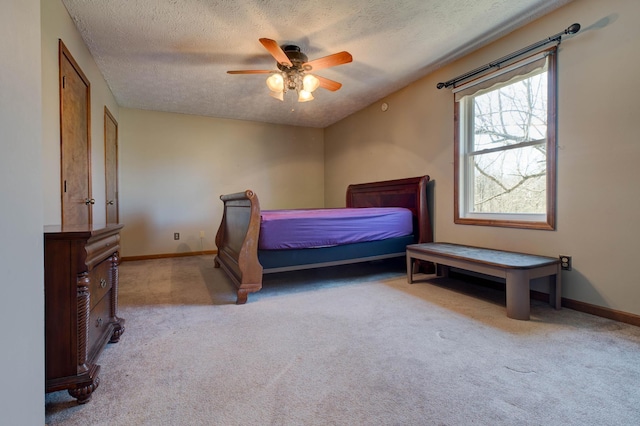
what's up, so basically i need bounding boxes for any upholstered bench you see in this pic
[406,242,561,320]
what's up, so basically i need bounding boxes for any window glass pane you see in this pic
[470,144,546,214]
[472,72,547,152]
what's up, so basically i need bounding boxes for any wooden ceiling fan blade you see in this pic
[303,51,352,71]
[227,70,272,74]
[314,75,342,91]
[259,38,293,67]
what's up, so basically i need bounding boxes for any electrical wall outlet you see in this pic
[174,232,180,240]
[199,231,205,238]
[560,255,571,271]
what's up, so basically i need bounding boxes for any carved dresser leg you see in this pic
[110,324,125,343]
[68,376,100,404]
[236,289,248,305]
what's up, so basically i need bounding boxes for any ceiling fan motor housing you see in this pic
[277,45,308,71]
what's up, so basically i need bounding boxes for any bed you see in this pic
[214,175,432,304]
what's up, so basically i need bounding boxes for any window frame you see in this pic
[454,49,557,230]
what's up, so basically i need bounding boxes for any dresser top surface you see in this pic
[44,223,124,237]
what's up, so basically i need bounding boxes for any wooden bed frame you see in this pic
[214,175,432,304]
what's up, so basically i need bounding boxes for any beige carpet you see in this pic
[46,255,640,425]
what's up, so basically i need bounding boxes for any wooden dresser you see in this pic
[44,224,125,403]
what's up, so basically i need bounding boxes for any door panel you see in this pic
[105,107,119,224]
[60,40,92,225]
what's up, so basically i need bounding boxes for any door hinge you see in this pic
[62,75,66,89]
[64,180,67,193]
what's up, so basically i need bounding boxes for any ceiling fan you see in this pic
[227,38,353,102]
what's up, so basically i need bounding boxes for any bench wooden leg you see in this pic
[549,267,562,309]
[436,264,450,278]
[406,254,414,284]
[506,269,530,320]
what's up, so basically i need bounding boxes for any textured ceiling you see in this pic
[61,0,571,128]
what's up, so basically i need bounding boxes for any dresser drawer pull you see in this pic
[96,317,103,327]
[100,278,107,288]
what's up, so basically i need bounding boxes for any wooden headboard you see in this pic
[346,175,432,244]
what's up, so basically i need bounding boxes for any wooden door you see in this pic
[59,40,92,225]
[104,107,119,224]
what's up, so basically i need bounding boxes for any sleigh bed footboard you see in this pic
[214,190,263,304]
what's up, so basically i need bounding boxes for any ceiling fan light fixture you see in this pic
[267,70,316,102]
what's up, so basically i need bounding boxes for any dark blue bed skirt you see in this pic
[258,235,416,273]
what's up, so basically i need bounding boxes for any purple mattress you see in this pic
[259,207,413,250]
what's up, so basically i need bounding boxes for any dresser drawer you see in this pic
[89,258,113,309]
[88,290,112,357]
[85,234,120,269]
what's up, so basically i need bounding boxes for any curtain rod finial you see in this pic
[567,23,581,34]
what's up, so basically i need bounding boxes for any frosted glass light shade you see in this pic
[266,73,284,92]
[269,90,284,101]
[298,90,314,102]
[302,74,320,92]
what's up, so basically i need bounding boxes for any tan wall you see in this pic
[41,0,120,225]
[325,0,640,316]
[0,0,44,423]
[119,108,324,257]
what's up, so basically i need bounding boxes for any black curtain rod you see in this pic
[437,23,581,90]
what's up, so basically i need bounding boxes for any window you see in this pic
[454,48,557,230]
